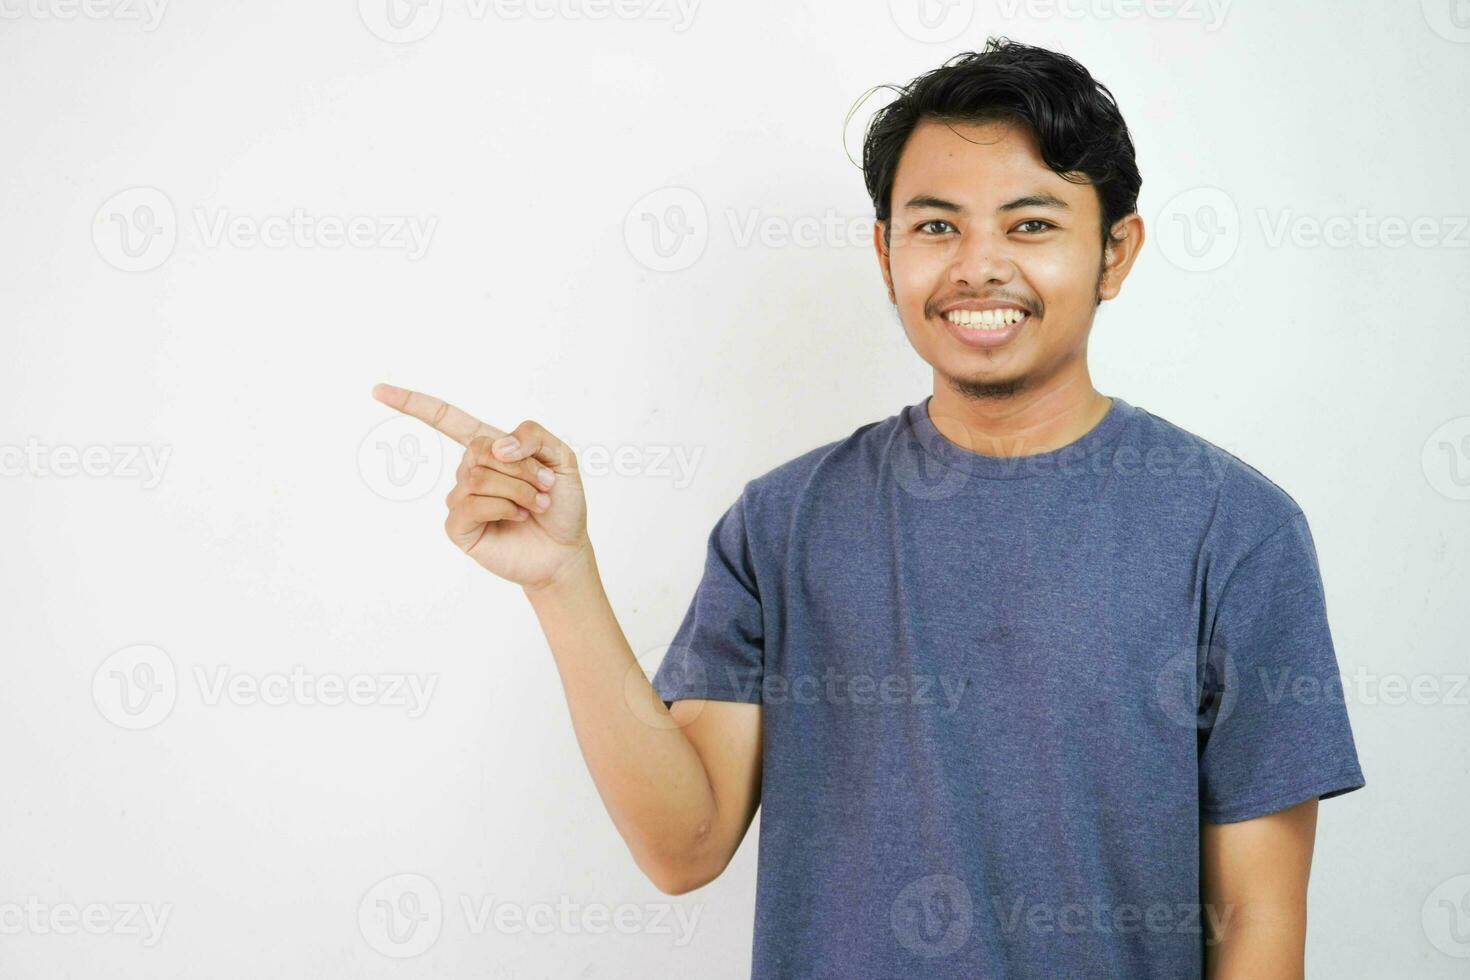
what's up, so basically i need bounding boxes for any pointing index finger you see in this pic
[371,382,504,447]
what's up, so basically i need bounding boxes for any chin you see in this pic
[942,368,1031,399]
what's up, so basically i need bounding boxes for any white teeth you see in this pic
[943,308,1027,329]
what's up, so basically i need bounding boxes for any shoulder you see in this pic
[1125,401,1313,580]
[732,404,911,526]
[1133,401,1305,523]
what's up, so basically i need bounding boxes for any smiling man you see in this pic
[374,37,1365,980]
[651,39,1363,978]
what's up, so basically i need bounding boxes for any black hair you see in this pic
[860,38,1142,254]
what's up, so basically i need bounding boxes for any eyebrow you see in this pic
[900,193,1071,214]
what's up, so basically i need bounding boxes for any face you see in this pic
[874,117,1142,400]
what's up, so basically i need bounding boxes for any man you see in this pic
[372,37,1364,979]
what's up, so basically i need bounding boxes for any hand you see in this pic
[371,382,591,591]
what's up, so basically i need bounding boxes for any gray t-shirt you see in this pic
[652,394,1366,979]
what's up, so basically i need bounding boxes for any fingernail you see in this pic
[536,467,556,488]
[494,436,519,455]
[534,492,551,510]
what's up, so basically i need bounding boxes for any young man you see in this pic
[373,38,1364,979]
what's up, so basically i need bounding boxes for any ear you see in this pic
[873,220,896,304]
[1098,212,1145,302]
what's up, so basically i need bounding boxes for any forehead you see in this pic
[892,117,1093,213]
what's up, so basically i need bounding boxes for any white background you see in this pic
[2,0,1468,976]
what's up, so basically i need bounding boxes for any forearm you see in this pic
[523,546,719,889]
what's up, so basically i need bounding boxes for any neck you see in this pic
[927,368,1112,458]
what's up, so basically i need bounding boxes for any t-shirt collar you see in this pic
[904,393,1136,480]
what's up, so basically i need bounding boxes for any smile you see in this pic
[937,307,1030,349]
[943,308,1028,330]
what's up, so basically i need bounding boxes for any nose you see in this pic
[948,226,1015,289]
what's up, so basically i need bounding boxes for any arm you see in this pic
[370,383,762,895]
[525,550,763,894]
[1200,797,1319,979]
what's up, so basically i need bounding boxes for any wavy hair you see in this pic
[860,38,1142,253]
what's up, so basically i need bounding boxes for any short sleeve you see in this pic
[651,487,765,709]
[1198,511,1366,823]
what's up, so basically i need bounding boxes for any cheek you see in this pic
[889,246,947,304]
[1021,244,1098,305]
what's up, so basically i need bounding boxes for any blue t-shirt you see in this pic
[652,394,1366,979]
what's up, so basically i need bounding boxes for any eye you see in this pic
[1014,219,1056,234]
[916,219,956,235]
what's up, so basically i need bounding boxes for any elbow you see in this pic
[640,854,716,895]
[638,825,725,895]
[643,846,723,899]
[652,867,712,896]
[632,811,729,893]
